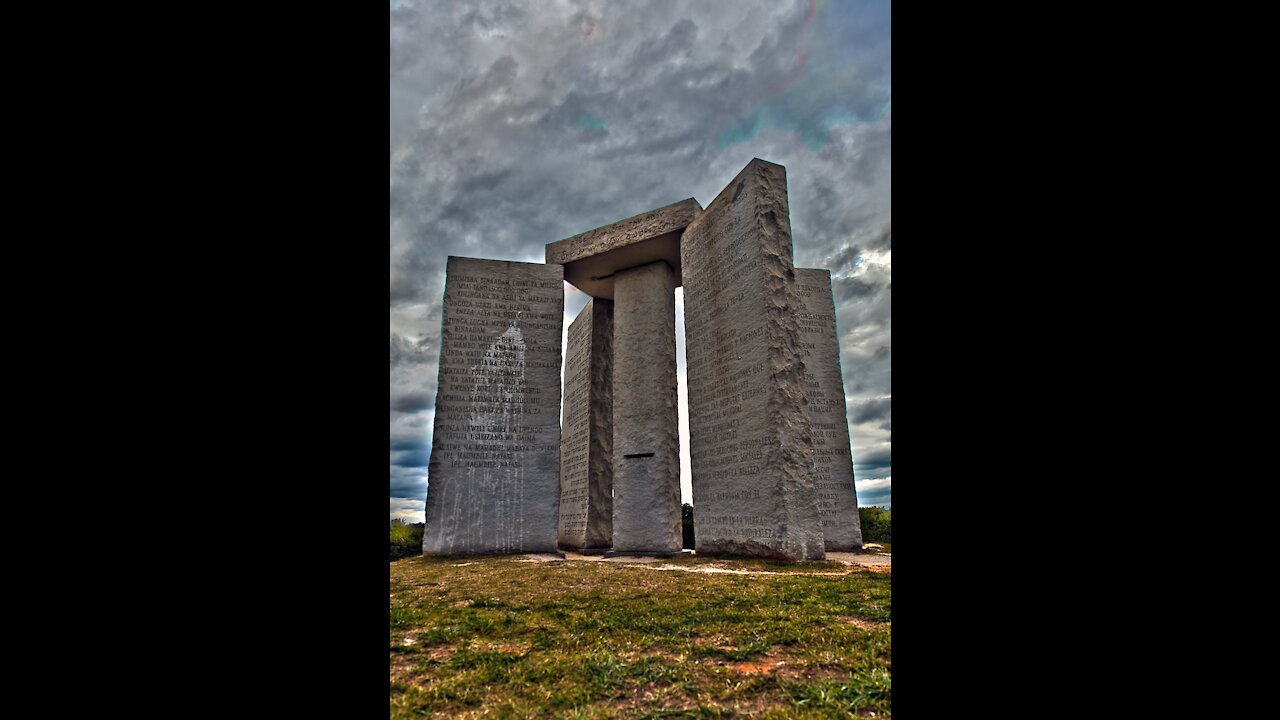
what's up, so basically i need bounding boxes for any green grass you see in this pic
[390,555,891,719]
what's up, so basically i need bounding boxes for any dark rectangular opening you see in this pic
[624,453,655,459]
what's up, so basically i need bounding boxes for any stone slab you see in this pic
[681,159,826,561]
[603,551,684,559]
[423,257,565,556]
[795,269,864,551]
[611,261,683,555]
[545,199,701,300]
[518,553,568,563]
[826,552,891,569]
[558,298,614,551]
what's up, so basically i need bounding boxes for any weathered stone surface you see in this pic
[682,159,826,561]
[545,199,702,300]
[558,299,614,552]
[611,261,682,555]
[795,269,864,551]
[423,258,565,556]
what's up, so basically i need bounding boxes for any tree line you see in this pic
[394,505,890,560]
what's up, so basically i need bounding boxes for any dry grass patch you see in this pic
[389,554,891,718]
[842,617,890,630]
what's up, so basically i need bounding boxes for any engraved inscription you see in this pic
[681,160,825,560]
[424,258,564,556]
[795,269,863,550]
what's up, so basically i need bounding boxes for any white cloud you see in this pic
[391,497,425,524]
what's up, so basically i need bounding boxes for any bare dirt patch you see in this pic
[643,563,857,577]
[475,642,530,655]
[729,656,790,675]
[426,646,457,663]
[842,617,890,630]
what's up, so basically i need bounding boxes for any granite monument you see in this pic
[421,160,866,561]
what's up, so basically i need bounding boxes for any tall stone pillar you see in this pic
[796,269,864,551]
[610,261,682,556]
[423,257,565,556]
[558,299,614,552]
[682,159,826,561]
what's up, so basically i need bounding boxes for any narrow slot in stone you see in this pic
[623,453,655,459]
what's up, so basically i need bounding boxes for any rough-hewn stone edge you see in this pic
[546,198,702,266]
[585,299,614,549]
[558,300,593,551]
[558,299,614,553]
[679,159,826,563]
[752,163,826,562]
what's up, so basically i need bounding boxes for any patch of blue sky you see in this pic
[714,46,890,149]
[716,100,890,151]
[573,112,608,132]
[717,0,890,150]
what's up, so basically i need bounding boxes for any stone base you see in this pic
[425,550,565,559]
[695,550,826,564]
[604,550,684,559]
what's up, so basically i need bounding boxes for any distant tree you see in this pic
[858,507,892,544]
[682,504,695,550]
[390,518,425,561]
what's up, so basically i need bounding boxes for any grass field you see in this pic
[390,554,891,719]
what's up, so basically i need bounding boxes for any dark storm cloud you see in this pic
[390,393,433,414]
[833,276,879,301]
[391,451,429,469]
[851,397,892,425]
[854,447,892,472]
[390,467,428,501]
[858,485,892,509]
[391,0,892,518]
[827,226,892,274]
[389,436,428,454]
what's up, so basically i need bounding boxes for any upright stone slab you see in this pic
[611,261,682,555]
[423,257,565,556]
[558,298,614,552]
[682,159,826,561]
[796,269,864,551]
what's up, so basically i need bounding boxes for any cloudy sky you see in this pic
[391,0,891,523]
